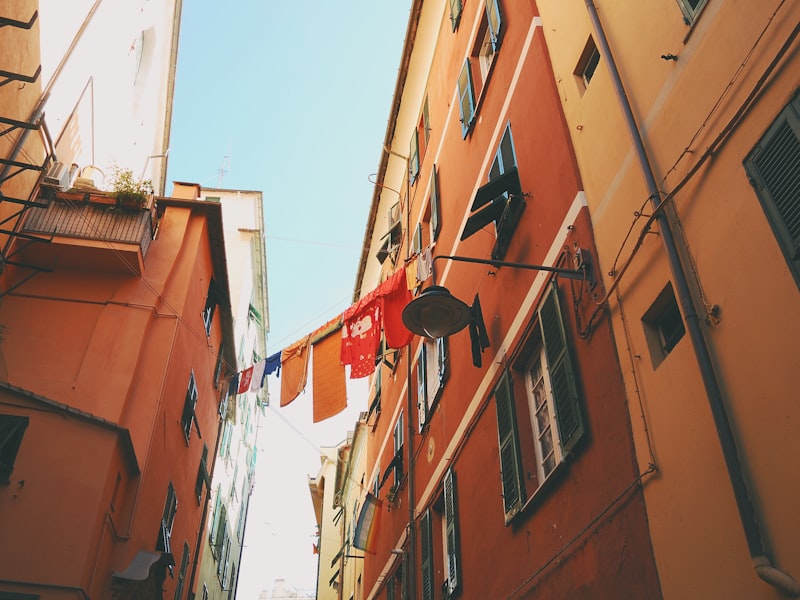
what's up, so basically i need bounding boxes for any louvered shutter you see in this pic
[744,96,800,285]
[430,166,441,241]
[457,59,475,138]
[443,468,461,594]
[417,344,428,428]
[486,0,504,50]
[539,282,585,454]
[420,509,434,600]
[409,131,420,184]
[494,369,525,519]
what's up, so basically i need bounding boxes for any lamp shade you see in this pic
[401,286,472,338]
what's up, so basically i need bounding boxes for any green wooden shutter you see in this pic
[486,0,503,50]
[539,282,585,454]
[744,96,800,285]
[443,468,460,594]
[420,509,434,600]
[449,0,463,31]
[457,59,475,138]
[436,336,448,387]
[409,130,420,184]
[494,369,525,519]
[417,344,428,428]
[430,166,441,241]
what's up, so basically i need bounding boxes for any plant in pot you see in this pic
[109,165,153,210]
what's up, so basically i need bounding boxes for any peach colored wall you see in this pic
[536,0,800,598]
[0,202,228,598]
[360,1,660,598]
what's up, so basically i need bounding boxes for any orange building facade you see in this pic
[0,192,236,598]
[535,0,800,598]
[337,1,662,599]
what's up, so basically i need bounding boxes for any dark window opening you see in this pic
[642,282,686,369]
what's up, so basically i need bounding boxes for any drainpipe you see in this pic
[583,1,800,596]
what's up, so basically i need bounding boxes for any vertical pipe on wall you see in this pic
[582,1,799,596]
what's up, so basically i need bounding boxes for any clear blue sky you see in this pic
[167,1,412,596]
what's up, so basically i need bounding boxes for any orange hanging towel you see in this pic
[280,335,311,407]
[312,326,347,423]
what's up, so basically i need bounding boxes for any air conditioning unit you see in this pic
[42,161,74,191]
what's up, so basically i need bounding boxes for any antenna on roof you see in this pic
[217,153,230,187]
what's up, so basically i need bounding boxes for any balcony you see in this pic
[19,191,155,275]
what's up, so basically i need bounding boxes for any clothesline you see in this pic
[225,250,434,423]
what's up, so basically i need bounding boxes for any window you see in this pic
[457,59,476,138]
[429,166,441,242]
[174,542,190,600]
[156,483,178,554]
[181,371,200,442]
[202,280,219,337]
[213,344,225,389]
[420,468,461,600]
[494,282,586,521]
[201,584,209,600]
[393,412,404,487]
[410,95,431,185]
[461,124,524,260]
[209,485,223,553]
[456,1,505,139]
[744,94,800,287]
[377,202,403,266]
[575,37,600,92]
[642,282,685,369]
[449,0,463,31]
[0,415,28,483]
[417,337,448,430]
[676,0,708,24]
[195,444,211,503]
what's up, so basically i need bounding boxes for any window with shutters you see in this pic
[419,468,461,600]
[676,0,708,25]
[461,123,524,261]
[409,96,430,186]
[195,444,211,503]
[449,0,463,31]
[0,414,28,483]
[156,483,178,554]
[494,281,586,522]
[456,0,504,138]
[174,542,190,600]
[416,336,448,431]
[181,371,200,443]
[744,93,800,288]
[202,280,219,337]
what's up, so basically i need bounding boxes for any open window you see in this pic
[156,482,178,555]
[417,337,448,431]
[0,414,28,483]
[181,371,201,442]
[420,468,461,600]
[494,282,586,522]
[461,124,525,260]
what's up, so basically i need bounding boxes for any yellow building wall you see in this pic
[536,0,800,598]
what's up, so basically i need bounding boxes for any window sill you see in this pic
[507,460,570,525]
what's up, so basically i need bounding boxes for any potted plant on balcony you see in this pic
[109,165,153,210]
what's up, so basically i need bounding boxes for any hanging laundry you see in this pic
[280,335,311,406]
[311,321,347,423]
[250,359,266,392]
[381,268,413,349]
[417,244,433,283]
[341,288,381,379]
[237,365,254,393]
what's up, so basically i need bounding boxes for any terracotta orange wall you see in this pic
[0,203,226,598]
[362,1,659,598]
